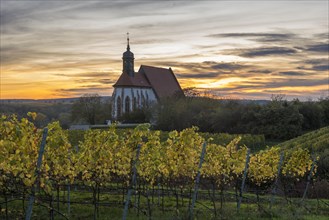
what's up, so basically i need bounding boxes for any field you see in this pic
[0,114,328,219]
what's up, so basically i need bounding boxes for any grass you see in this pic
[1,186,328,220]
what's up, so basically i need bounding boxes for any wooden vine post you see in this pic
[237,148,250,212]
[122,144,142,220]
[189,142,207,220]
[270,151,284,210]
[301,156,316,202]
[25,128,48,220]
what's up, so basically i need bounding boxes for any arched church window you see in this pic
[141,93,146,108]
[125,96,130,113]
[117,96,122,118]
[137,93,140,108]
[146,93,149,107]
[133,97,137,111]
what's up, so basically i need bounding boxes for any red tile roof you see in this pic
[139,65,183,99]
[113,70,151,87]
[113,65,183,99]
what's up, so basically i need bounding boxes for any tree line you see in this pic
[152,94,329,140]
[1,93,328,140]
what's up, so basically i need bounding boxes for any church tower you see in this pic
[122,33,134,77]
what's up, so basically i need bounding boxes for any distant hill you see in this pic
[0,96,112,104]
[279,126,329,153]
[220,99,270,105]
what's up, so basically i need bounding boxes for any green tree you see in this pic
[58,113,71,129]
[254,104,303,140]
[298,102,323,130]
[71,94,102,125]
[319,96,329,125]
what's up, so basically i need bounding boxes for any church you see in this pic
[111,36,183,120]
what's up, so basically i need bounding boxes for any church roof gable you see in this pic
[139,65,183,99]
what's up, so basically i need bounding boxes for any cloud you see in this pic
[177,72,220,79]
[133,39,172,45]
[152,61,253,76]
[76,72,114,78]
[55,84,110,97]
[305,43,329,53]
[98,79,116,84]
[1,1,328,100]
[248,69,272,74]
[203,61,247,70]
[208,32,296,42]
[304,58,328,65]
[313,33,329,40]
[297,59,329,71]
[312,65,329,71]
[237,47,298,57]
[266,78,328,88]
[278,71,307,76]
[207,77,327,91]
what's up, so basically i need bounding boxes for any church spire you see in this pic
[122,32,134,77]
[127,32,130,51]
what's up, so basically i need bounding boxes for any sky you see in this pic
[1,0,328,100]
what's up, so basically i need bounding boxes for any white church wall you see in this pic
[112,87,157,119]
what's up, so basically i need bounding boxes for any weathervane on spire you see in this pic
[127,32,130,51]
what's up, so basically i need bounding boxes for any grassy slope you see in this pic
[278,126,329,153]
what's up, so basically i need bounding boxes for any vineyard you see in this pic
[0,113,328,219]
[279,126,329,152]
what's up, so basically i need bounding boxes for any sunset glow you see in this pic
[1,1,328,100]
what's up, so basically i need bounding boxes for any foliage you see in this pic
[43,122,76,188]
[77,126,122,187]
[279,126,329,152]
[0,113,74,195]
[0,113,41,191]
[249,147,281,186]
[154,95,329,140]
[155,96,220,131]
[71,93,111,125]
[2,95,329,141]
[282,148,315,178]
[0,102,73,128]
[253,104,303,139]
[0,113,323,219]
[118,108,151,123]
[162,127,204,182]
[201,132,265,151]
[0,113,316,191]
[202,137,248,186]
[279,126,329,180]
